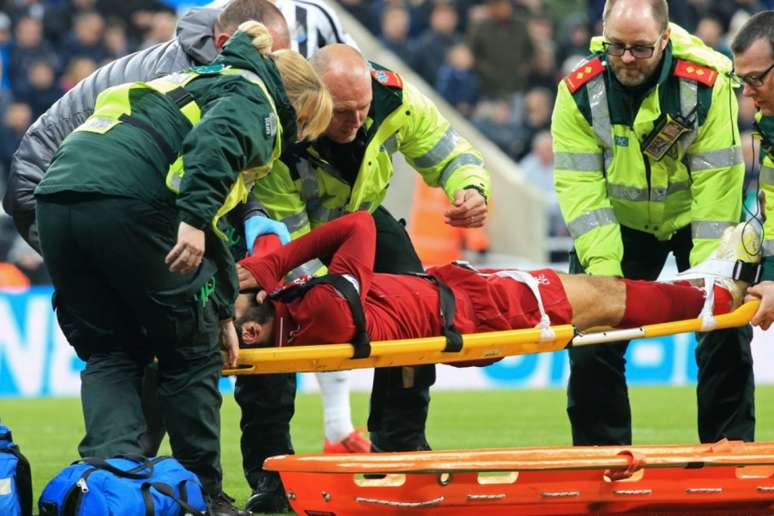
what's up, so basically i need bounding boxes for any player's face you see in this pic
[324,75,372,144]
[604,14,669,87]
[237,319,274,346]
[733,38,774,116]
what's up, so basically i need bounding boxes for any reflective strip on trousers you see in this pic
[685,146,743,171]
[760,165,774,185]
[567,207,617,239]
[587,75,613,150]
[553,151,603,172]
[281,211,310,233]
[438,153,484,187]
[692,220,733,239]
[413,127,459,169]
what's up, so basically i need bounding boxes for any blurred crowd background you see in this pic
[0,0,772,286]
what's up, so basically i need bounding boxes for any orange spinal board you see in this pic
[265,440,774,514]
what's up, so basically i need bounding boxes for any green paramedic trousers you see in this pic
[37,195,225,496]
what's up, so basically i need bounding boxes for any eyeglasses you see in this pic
[731,62,774,88]
[602,35,662,59]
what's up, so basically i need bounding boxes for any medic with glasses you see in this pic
[550,0,752,448]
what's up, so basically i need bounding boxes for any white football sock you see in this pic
[316,370,354,442]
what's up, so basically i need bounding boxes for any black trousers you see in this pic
[367,206,434,453]
[37,196,225,495]
[236,206,434,488]
[567,225,755,445]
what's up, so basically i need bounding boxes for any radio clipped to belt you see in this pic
[641,111,695,161]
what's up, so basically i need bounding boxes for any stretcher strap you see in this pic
[270,274,372,358]
[698,277,717,332]
[403,272,463,352]
[494,270,556,340]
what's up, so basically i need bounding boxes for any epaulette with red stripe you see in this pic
[563,56,605,93]
[673,59,718,87]
[370,68,403,89]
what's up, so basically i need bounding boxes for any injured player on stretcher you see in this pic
[235,212,761,352]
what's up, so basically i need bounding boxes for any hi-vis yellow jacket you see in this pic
[251,65,491,241]
[552,24,743,276]
[757,112,774,280]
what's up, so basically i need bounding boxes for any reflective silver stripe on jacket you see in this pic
[685,146,743,172]
[382,134,398,155]
[760,165,774,185]
[169,173,182,191]
[678,78,699,151]
[413,127,459,169]
[763,239,774,257]
[607,183,648,202]
[221,68,265,86]
[553,151,604,172]
[606,181,691,202]
[438,153,484,187]
[587,74,613,150]
[309,205,343,224]
[295,158,320,201]
[567,207,617,239]
[281,211,310,233]
[667,181,691,195]
[692,220,733,239]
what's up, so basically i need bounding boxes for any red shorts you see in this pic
[485,268,573,330]
[429,265,573,333]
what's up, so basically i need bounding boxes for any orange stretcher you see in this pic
[223,300,759,376]
[265,440,774,514]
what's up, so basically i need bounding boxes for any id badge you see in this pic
[642,114,691,161]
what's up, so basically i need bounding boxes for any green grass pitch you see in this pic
[4,385,774,514]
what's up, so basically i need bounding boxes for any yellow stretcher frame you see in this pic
[222,300,759,376]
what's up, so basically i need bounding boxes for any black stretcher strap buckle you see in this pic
[732,260,762,285]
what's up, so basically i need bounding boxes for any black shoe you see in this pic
[208,491,251,516]
[245,472,290,513]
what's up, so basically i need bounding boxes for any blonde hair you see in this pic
[237,21,332,141]
[236,20,274,55]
